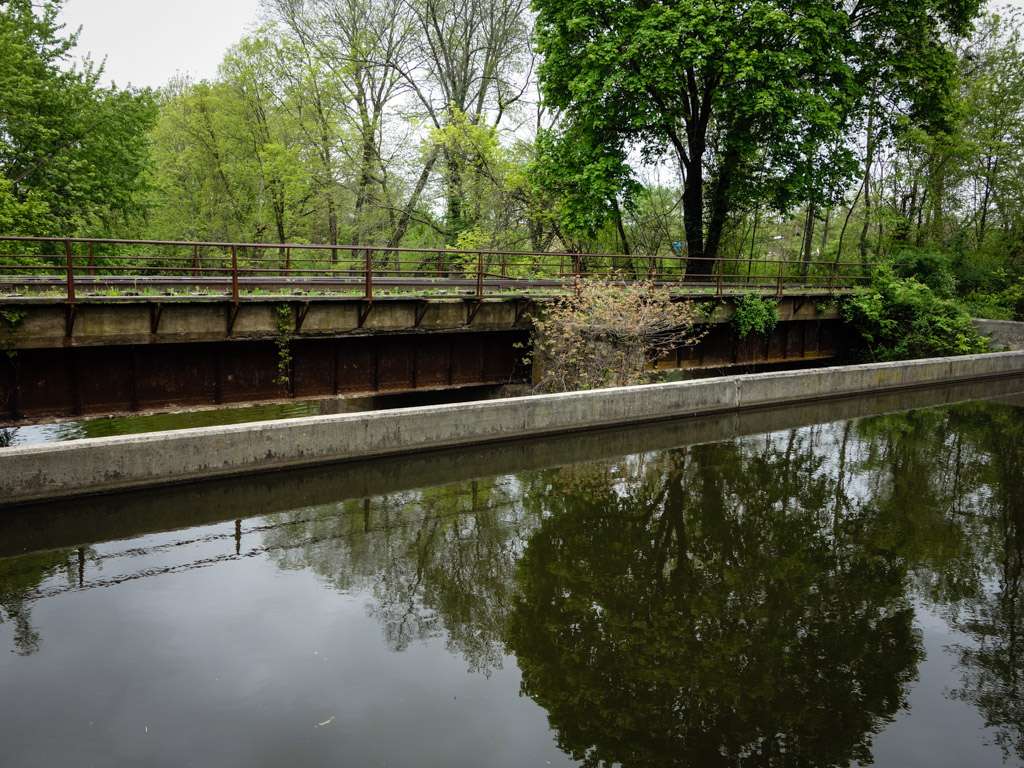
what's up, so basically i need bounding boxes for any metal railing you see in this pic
[0,235,870,303]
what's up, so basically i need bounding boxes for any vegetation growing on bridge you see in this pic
[731,296,780,340]
[531,281,704,393]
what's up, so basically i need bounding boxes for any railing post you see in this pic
[476,251,484,298]
[365,248,374,300]
[192,245,200,277]
[716,266,723,297]
[230,244,239,303]
[284,247,291,277]
[64,238,76,303]
[87,241,95,276]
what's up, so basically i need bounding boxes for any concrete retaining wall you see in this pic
[2,351,1023,506]
[974,319,1024,351]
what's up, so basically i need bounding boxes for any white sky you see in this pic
[58,0,264,88]
[59,0,1024,91]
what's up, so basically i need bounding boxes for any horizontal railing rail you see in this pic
[0,235,871,303]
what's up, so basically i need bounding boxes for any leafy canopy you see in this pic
[0,0,157,234]
[531,0,983,249]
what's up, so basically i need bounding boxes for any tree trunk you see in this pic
[274,199,287,259]
[837,180,863,267]
[978,156,996,244]
[859,108,875,271]
[820,207,832,255]
[704,146,740,275]
[747,207,760,282]
[444,148,464,245]
[352,129,377,255]
[801,201,817,278]
[681,159,706,281]
[327,195,338,261]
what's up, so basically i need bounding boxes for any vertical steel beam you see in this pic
[230,245,240,303]
[64,238,76,304]
[365,248,374,300]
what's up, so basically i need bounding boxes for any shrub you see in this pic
[531,280,704,393]
[841,266,988,362]
[731,294,780,339]
[962,291,1015,321]
[1006,278,1024,321]
[892,246,958,297]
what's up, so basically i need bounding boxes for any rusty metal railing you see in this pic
[0,235,870,304]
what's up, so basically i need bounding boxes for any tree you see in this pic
[267,0,412,246]
[531,0,982,280]
[0,0,157,234]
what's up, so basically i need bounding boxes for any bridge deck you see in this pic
[0,278,850,303]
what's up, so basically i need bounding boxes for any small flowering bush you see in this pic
[531,279,705,393]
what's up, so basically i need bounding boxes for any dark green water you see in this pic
[3,381,1024,767]
[0,386,502,447]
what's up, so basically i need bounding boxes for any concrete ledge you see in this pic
[974,319,1024,351]
[8,374,1024,557]
[2,351,1023,506]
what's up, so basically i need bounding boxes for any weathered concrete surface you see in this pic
[0,294,840,348]
[5,373,1023,557]
[974,319,1024,351]
[2,351,1022,506]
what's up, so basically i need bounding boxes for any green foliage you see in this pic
[0,0,157,234]
[273,304,293,387]
[962,291,1015,321]
[842,266,988,361]
[530,0,978,265]
[964,278,1024,321]
[892,246,958,297]
[732,295,780,339]
[0,307,26,359]
[0,308,26,329]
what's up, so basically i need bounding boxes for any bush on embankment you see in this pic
[841,266,989,362]
[961,278,1024,322]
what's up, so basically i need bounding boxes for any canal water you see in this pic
[2,380,1024,767]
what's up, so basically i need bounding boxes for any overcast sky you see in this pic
[58,0,264,88]
[59,0,1024,91]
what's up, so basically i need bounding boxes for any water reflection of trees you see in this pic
[4,400,1024,764]
[253,401,1024,765]
[507,435,922,767]
[942,405,1024,761]
[262,479,539,674]
[0,548,88,655]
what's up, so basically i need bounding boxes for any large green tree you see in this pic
[532,0,982,278]
[0,0,157,235]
